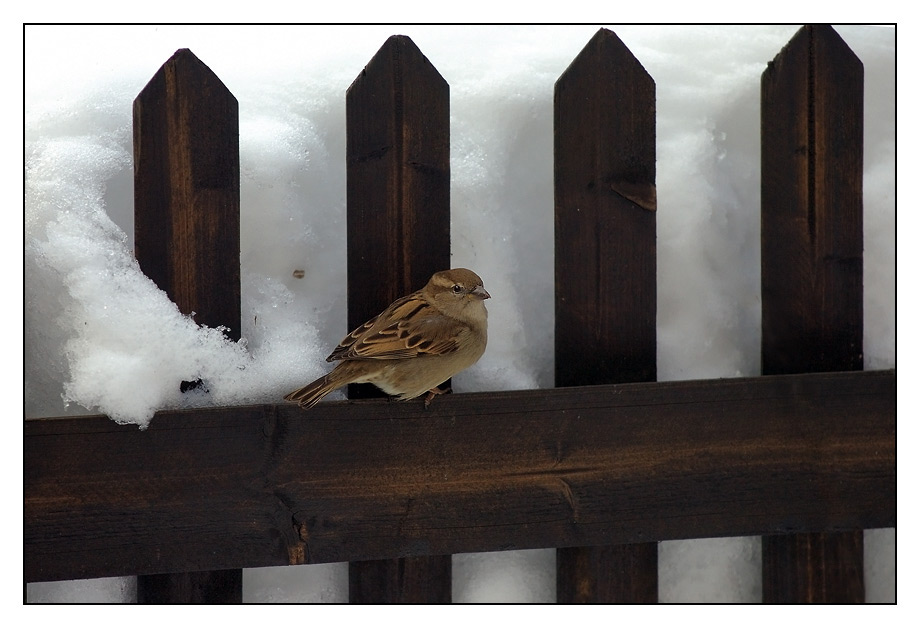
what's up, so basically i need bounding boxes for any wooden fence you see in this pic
[24,25,895,603]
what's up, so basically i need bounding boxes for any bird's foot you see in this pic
[423,385,453,408]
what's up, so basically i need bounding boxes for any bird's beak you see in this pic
[473,286,491,300]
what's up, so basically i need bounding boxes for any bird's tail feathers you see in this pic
[283,372,340,409]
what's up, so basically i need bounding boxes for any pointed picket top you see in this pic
[345,34,450,323]
[555,28,656,212]
[557,27,653,90]
[137,47,235,97]
[134,48,240,178]
[763,25,863,105]
[348,34,448,98]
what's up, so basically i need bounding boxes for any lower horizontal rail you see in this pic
[25,369,895,583]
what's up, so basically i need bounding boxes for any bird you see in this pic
[284,268,489,409]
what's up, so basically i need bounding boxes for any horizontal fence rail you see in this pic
[25,369,894,584]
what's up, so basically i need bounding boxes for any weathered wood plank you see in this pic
[762,25,863,375]
[555,28,657,388]
[350,555,452,604]
[24,369,895,584]
[134,48,241,341]
[133,47,242,603]
[345,34,450,345]
[762,532,865,603]
[344,34,451,603]
[554,27,658,603]
[136,570,243,604]
[761,25,867,603]
[557,544,658,603]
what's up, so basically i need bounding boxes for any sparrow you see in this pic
[284,268,489,409]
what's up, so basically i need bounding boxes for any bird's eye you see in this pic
[452,284,463,294]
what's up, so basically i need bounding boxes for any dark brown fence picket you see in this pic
[23,27,894,604]
[554,28,658,603]
[134,48,241,340]
[760,24,866,603]
[132,48,243,603]
[344,35,452,603]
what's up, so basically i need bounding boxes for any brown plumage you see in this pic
[284,268,489,409]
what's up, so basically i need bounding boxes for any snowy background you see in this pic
[24,24,894,603]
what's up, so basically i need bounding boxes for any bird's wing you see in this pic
[327,293,465,361]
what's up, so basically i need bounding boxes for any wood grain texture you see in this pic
[133,48,242,603]
[555,28,656,388]
[557,544,657,603]
[350,555,452,604]
[24,370,895,584]
[137,570,243,604]
[344,35,451,602]
[761,25,867,604]
[554,28,658,602]
[345,34,450,339]
[762,532,865,603]
[133,48,241,341]
[761,25,863,375]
